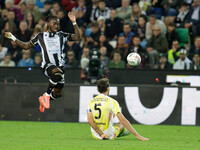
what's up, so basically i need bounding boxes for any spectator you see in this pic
[34,53,42,67]
[0,21,16,47]
[161,0,181,16]
[105,9,124,40]
[173,48,192,70]
[80,47,90,80]
[15,20,33,42]
[5,0,14,10]
[129,3,145,26]
[104,0,121,9]
[61,0,78,11]
[166,22,179,49]
[79,27,87,49]
[189,36,200,57]
[0,44,8,61]
[65,50,79,68]
[190,53,200,70]
[97,16,106,33]
[72,0,87,27]
[85,22,101,48]
[175,2,190,28]
[99,46,110,72]
[127,36,146,67]
[116,35,129,60]
[146,0,163,19]
[84,0,99,24]
[0,8,8,32]
[168,40,181,65]
[24,0,43,23]
[7,10,19,29]
[94,0,110,20]
[64,41,82,61]
[119,23,134,45]
[146,25,168,68]
[17,49,34,67]
[26,12,35,32]
[57,9,69,32]
[7,40,21,63]
[145,14,167,40]
[51,2,61,15]
[97,34,113,57]
[81,47,90,59]
[35,17,46,31]
[108,50,125,68]
[184,0,200,38]
[11,2,27,22]
[0,53,15,67]
[116,0,132,23]
[155,53,172,69]
[132,15,147,46]
[138,0,151,13]
[43,1,52,19]
[128,36,145,54]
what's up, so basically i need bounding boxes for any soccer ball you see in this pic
[127,52,141,66]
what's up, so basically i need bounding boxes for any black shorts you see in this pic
[41,63,65,88]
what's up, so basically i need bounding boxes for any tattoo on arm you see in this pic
[71,24,81,41]
[16,40,33,50]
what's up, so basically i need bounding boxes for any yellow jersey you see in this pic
[88,94,120,139]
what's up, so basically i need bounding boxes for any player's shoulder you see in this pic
[58,31,70,36]
[32,32,43,39]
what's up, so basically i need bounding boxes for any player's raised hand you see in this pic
[101,133,109,140]
[136,135,149,141]
[68,11,76,23]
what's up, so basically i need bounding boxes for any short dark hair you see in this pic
[168,22,175,27]
[150,14,156,19]
[44,1,52,5]
[97,78,110,93]
[139,14,147,22]
[47,13,59,23]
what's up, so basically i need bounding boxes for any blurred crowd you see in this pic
[0,0,200,72]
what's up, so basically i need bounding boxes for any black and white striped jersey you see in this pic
[30,31,72,68]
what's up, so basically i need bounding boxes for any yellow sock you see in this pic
[114,126,121,137]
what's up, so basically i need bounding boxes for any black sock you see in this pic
[50,91,56,101]
[46,84,54,95]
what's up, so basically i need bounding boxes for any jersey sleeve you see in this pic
[111,99,120,115]
[30,33,40,47]
[87,100,92,113]
[61,32,73,41]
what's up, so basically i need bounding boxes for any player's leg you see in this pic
[114,122,130,138]
[50,84,64,100]
[39,64,64,112]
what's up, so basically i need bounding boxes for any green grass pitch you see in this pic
[0,121,199,150]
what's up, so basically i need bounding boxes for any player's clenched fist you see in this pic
[5,32,16,41]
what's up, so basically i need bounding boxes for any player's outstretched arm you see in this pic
[116,112,149,141]
[5,32,33,50]
[87,112,109,139]
[68,12,81,41]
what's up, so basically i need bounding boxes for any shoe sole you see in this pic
[39,96,45,113]
[42,94,50,109]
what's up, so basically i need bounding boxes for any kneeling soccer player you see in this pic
[87,78,149,140]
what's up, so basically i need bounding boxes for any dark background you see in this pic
[0,83,199,125]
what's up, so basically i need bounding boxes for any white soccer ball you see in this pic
[127,52,141,66]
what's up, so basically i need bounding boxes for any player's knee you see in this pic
[50,91,62,100]
[49,71,64,85]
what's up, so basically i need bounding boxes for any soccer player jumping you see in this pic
[5,12,81,112]
[87,78,149,140]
